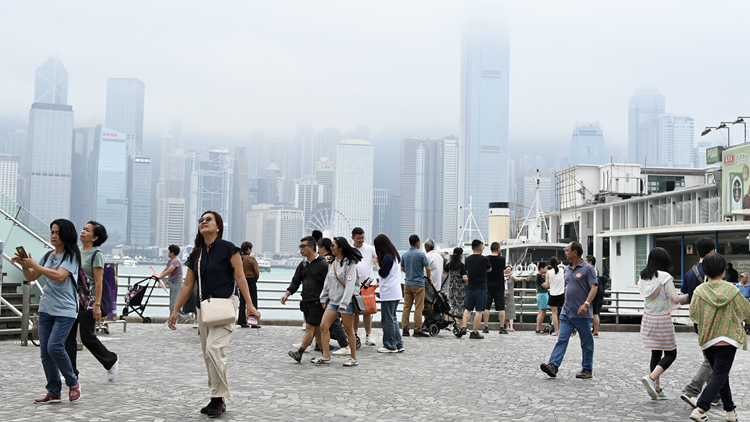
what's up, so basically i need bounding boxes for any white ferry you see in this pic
[123,259,138,268]
[257,258,271,273]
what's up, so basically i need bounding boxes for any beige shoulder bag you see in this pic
[197,248,238,326]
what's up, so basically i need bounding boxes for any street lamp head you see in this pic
[701,128,712,136]
[734,117,745,125]
[717,123,728,130]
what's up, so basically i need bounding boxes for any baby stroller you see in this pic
[121,276,160,323]
[421,281,459,336]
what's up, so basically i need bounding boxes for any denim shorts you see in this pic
[326,301,356,314]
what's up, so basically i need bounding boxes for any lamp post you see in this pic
[701,126,717,137]
[733,117,749,144]
[716,122,732,147]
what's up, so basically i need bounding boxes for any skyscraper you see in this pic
[27,102,74,224]
[128,157,152,247]
[155,197,185,249]
[295,179,324,223]
[0,155,19,202]
[315,158,334,206]
[187,149,231,242]
[334,139,374,237]
[643,114,695,168]
[569,122,606,166]
[628,87,665,165]
[7,130,29,205]
[105,78,145,157]
[460,21,510,238]
[34,57,68,105]
[231,146,250,243]
[95,129,128,245]
[71,125,102,230]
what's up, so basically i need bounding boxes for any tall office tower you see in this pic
[245,204,304,254]
[334,139,374,237]
[315,127,342,163]
[128,157,152,247]
[644,114,695,168]
[259,161,283,204]
[105,78,145,157]
[231,147,250,243]
[155,197,185,248]
[95,129,128,245]
[247,130,265,177]
[159,153,188,198]
[629,87,665,165]
[515,171,554,216]
[169,118,182,148]
[0,155,19,201]
[248,178,260,207]
[460,21,510,238]
[372,188,391,237]
[71,126,101,230]
[569,122,606,166]
[293,125,316,179]
[34,56,68,105]
[27,102,74,224]
[187,148,231,242]
[162,135,175,157]
[315,158,334,206]
[399,136,459,247]
[295,179,324,222]
[7,130,29,204]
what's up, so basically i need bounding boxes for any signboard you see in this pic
[722,144,750,215]
[707,146,722,165]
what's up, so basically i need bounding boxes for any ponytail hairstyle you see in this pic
[549,256,560,274]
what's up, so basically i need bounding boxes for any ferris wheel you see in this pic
[306,208,352,239]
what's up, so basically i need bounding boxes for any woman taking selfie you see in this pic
[168,211,260,418]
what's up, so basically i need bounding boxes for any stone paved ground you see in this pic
[1,323,749,421]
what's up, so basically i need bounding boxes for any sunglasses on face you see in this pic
[198,216,214,224]
[299,244,312,250]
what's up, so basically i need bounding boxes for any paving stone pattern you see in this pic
[1,324,748,421]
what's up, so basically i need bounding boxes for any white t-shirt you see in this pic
[425,250,443,291]
[355,243,377,286]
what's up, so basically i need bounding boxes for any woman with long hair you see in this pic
[638,247,686,400]
[373,234,403,353]
[316,236,362,366]
[546,256,565,336]
[168,211,260,417]
[64,221,119,381]
[13,219,82,403]
[443,248,468,332]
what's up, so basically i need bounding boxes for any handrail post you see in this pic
[615,291,620,325]
[21,280,30,346]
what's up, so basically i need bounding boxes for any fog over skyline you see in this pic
[2,0,749,192]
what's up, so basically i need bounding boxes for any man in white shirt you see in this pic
[424,239,443,291]
[352,227,378,346]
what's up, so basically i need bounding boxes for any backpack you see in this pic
[595,275,607,302]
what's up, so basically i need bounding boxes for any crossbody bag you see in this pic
[333,260,366,315]
[197,248,238,326]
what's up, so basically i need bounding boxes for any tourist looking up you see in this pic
[317,237,362,366]
[637,247,687,400]
[689,252,750,422]
[458,239,491,339]
[373,234,404,353]
[283,236,329,363]
[239,242,260,328]
[540,241,597,379]
[546,256,565,336]
[400,234,431,337]
[482,242,507,334]
[158,244,188,323]
[14,219,82,404]
[444,248,468,328]
[65,221,120,382]
[535,262,550,335]
[351,227,378,346]
[168,210,260,418]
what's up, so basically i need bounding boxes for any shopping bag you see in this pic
[361,284,378,315]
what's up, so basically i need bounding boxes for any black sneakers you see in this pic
[413,331,430,338]
[482,326,490,334]
[288,349,303,363]
[540,363,558,378]
[498,327,508,334]
[201,397,225,416]
[402,329,410,337]
[469,331,484,339]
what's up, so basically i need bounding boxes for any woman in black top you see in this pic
[443,248,469,325]
[168,211,260,418]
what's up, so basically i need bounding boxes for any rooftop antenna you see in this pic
[458,195,485,246]
[515,170,549,245]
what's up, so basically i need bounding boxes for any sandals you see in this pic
[311,357,331,365]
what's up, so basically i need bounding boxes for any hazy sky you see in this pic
[2,0,749,186]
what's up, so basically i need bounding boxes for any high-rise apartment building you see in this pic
[105,78,145,157]
[7,130,29,205]
[95,129,128,245]
[71,126,101,230]
[400,136,459,247]
[259,161,282,205]
[295,179,324,223]
[34,57,68,105]
[245,204,304,254]
[231,147,250,243]
[334,139,374,237]
[0,155,19,202]
[629,87,666,165]
[569,122,606,166]
[460,22,510,238]
[27,102,74,224]
[155,197,185,249]
[128,157,152,247]
[315,158,334,206]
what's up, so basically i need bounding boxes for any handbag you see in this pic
[334,260,366,315]
[360,281,378,315]
[197,247,238,327]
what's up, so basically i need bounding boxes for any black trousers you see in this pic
[238,277,258,325]
[182,284,197,315]
[329,316,349,348]
[697,345,737,412]
[64,310,118,375]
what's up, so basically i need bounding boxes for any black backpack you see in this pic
[595,275,607,302]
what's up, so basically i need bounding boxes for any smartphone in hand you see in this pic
[16,246,28,259]
[247,315,259,325]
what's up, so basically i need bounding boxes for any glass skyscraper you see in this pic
[71,125,101,231]
[628,87,665,165]
[105,78,145,157]
[128,157,152,248]
[34,57,68,105]
[96,129,128,245]
[460,22,510,239]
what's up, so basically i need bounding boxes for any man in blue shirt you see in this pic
[400,234,431,338]
[540,241,597,379]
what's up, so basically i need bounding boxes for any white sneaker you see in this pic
[292,343,311,353]
[342,357,358,367]
[690,408,711,422]
[377,347,397,353]
[106,356,119,381]
[727,409,738,422]
[193,319,199,328]
[641,376,658,399]
[332,346,351,356]
[364,335,377,346]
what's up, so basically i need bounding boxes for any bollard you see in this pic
[21,280,30,346]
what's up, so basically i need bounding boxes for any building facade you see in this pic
[71,125,101,230]
[127,157,152,248]
[105,78,145,157]
[95,129,128,245]
[34,57,68,105]
[155,197,186,249]
[231,147,250,244]
[628,87,666,165]
[569,122,606,166]
[245,204,304,255]
[0,155,19,202]
[187,149,231,242]
[334,139,374,237]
